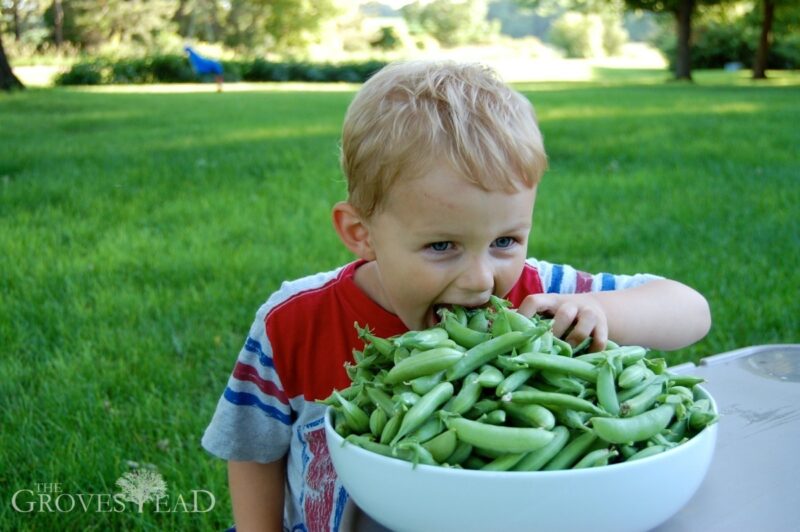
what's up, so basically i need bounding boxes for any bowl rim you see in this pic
[325,385,717,477]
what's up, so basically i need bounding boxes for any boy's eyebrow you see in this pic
[419,222,532,240]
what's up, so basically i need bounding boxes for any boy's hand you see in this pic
[518,293,608,352]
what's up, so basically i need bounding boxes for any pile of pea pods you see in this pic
[323,297,718,471]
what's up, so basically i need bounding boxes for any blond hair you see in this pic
[340,60,547,218]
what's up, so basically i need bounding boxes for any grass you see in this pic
[1,70,799,529]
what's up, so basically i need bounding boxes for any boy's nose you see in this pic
[457,257,495,298]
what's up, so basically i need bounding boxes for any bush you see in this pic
[55,61,104,85]
[56,56,388,86]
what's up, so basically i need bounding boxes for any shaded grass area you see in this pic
[1,73,798,528]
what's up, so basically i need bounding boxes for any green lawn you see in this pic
[1,71,798,529]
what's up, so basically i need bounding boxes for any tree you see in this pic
[402,0,498,47]
[752,0,775,78]
[0,31,24,90]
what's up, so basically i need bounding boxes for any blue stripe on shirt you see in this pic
[224,387,292,425]
[547,263,564,293]
[601,273,615,291]
[244,337,274,368]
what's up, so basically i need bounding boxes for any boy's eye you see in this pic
[493,237,515,248]
[428,242,452,252]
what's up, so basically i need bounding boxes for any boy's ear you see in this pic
[331,201,376,261]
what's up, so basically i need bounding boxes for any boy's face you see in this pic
[356,164,537,331]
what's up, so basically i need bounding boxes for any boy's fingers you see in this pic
[518,293,559,319]
[551,303,579,338]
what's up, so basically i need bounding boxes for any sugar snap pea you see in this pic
[446,329,539,381]
[391,382,454,445]
[385,347,464,385]
[543,431,598,470]
[443,310,492,348]
[511,352,599,383]
[513,425,570,471]
[573,448,619,468]
[443,415,554,453]
[591,404,675,444]
[509,388,608,417]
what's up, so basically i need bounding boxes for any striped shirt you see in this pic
[201,258,659,531]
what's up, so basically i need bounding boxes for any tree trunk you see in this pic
[674,0,694,81]
[0,33,25,91]
[752,0,775,80]
[53,0,64,49]
[12,0,22,41]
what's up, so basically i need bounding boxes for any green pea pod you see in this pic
[365,386,397,417]
[380,410,404,445]
[421,429,458,463]
[369,407,388,438]
[393,441,438,467]
[384,347,464,385]
[513,425,570,471]
[500,402,556,430]
[452,306,468,326]
[539,370,585,396]
[410,370,445,396]
[591,404,675,444]
[346,435,394,458]
[443,310,492,348]
[391,382,454,445]
[333,390,370,433]
[618,362,648,389]
[509,388,607,417]
[356,324,395,358]
[393,390,420,408]
[620,381,664,417]
[596,361,620,416]
[405,415,445,443]
[443,415,555,454]
[500,307,537,333]
[627,444,668,462]
[444,372,482,414]
[477,365,504,388]
[477,409,507,425]
[446,329,541,382]
[496,368,535,397]
[511,351,599,383]
[573,448,618,469]
[393,327,450,350]
[551,337,573,357]
[553,407,592,432]
[617,371,658,402]
[444,440,473,465]
[317,383,363,406]
[543,431,598,470]
[467,310,490,333]
[491,308,512,336]
[481,452,527,471]
[665,372,705,387]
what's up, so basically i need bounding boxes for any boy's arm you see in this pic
[520,279,711,351]
[229,457,286,532]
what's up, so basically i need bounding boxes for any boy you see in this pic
[202,61,711,531]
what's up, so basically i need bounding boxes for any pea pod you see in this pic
[444,372,482,414]
[446,329,541,382]
[500,402,555,430]
[333,390,370,433]
[591,404,675,444]
[496,368,535,397]
[379,410,404,445]
[369,408,388,437]
[443,415,555,454]
[620,381,664,417]
[421,429,458,463]
[511,352,599,383]
[356,324,395,358]
[477,365,504,388]
[443,310,492,348]
[467,310,490,333]
[573,448,618,469]
[543,431,598,470]
[393,327,450,350]
[627,444,668,462]
[385,347,464,385]
[444,439,473,465]
[410,370,445,396]
[391,382,454,445]
[481,452,527,471]
[513,425,571,471]
[509,388,608,417]
[596,361,620,416]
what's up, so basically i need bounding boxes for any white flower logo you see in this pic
[115,469,168,513]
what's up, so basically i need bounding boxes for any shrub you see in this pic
[55,62,105,85]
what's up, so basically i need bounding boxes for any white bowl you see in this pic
[325,387,718,532]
